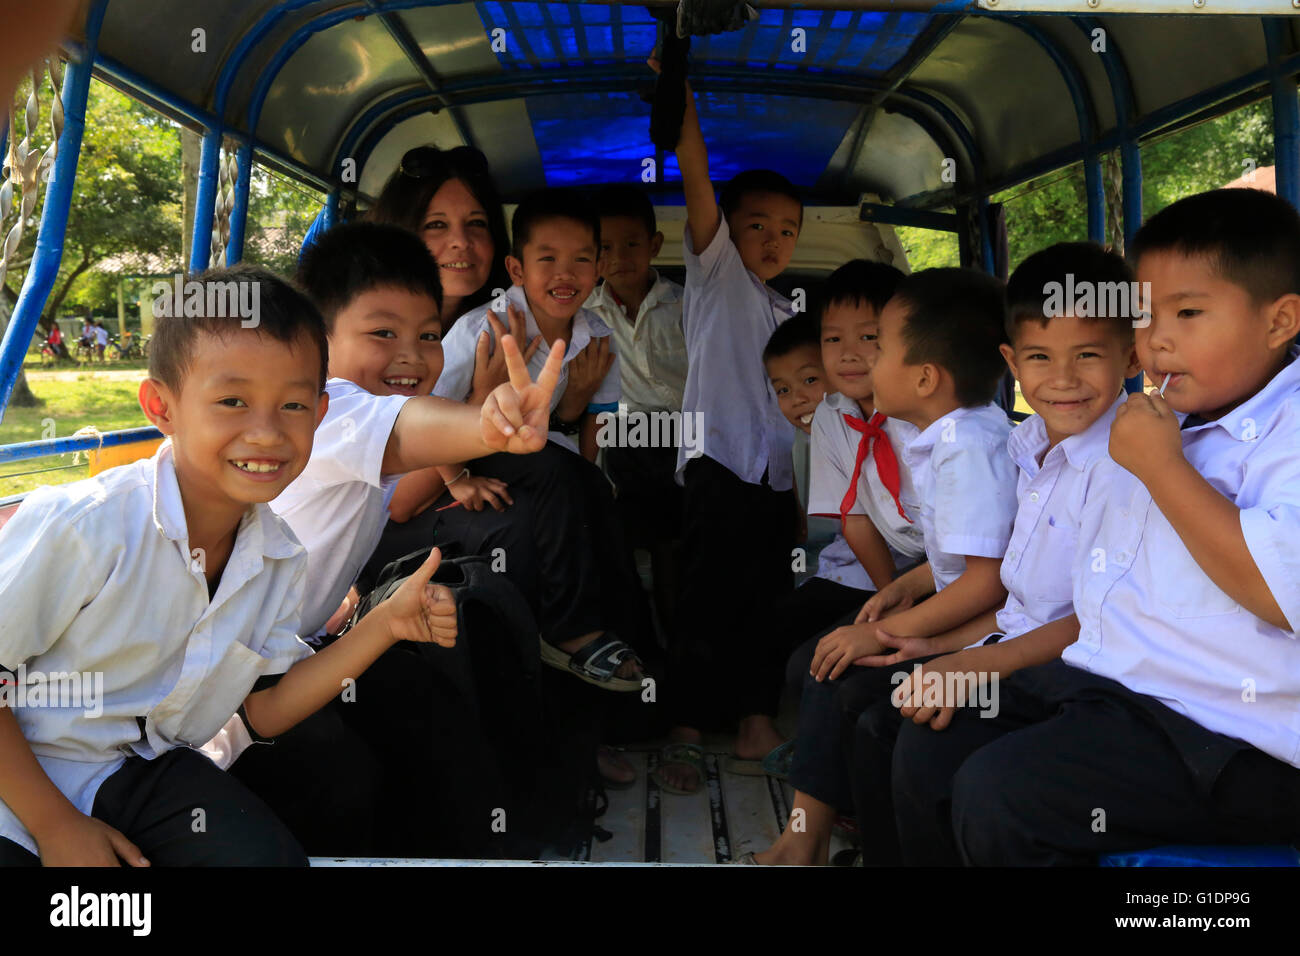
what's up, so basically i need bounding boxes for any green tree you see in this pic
[1,76,181,403]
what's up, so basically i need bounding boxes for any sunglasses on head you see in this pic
[400,145,490,179]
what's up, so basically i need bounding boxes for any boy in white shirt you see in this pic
[860,242,1141,864]
[808,268,1019,684]
[0,265,508,866]
[584,184,686,621]
[897,189,1300,865]
[423,193,650,690]
[748,269,1015,863]
[648,54,803,795]
[743,264,925,772]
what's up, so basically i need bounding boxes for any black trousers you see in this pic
[786,628,944,862]
[753,577,869,719]
[889,658,1300,866]
[605,443,683,548]
[364,441,654,658]
[0,748,306,866]
[670,455,798,729]
[230,702,380,857]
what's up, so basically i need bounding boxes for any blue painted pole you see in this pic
[1083,154,1105,244]
[0,0,108,422]
[1264,19,1300,211]
[323,189,340,231]
[224,142,255,266]
[189,127,223,272]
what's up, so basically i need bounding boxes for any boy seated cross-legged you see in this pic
[0,266,512,866]
[891,188,1300,866]
[743,267,1019,864]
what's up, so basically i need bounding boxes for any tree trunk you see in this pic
[181,128,202,270]
[43,254,93,321]
[0,285,41,409]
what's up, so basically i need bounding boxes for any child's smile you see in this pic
[327,286,444,398]
[507,218,599,333]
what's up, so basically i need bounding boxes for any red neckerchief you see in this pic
[841,411,911,525]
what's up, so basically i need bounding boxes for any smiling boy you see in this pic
[898,190,1300,866]
[0,266,466,866]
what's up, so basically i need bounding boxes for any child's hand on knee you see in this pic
[376,548,458,648]
[811,623,884,682]
[38,813,149,867]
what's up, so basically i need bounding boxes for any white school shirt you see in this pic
[1063,349,1300,767]
[992,395,1122,643]
[94,326,108,346]
[901,403,1018,592]
[807,391,925,593]
[270,378,410,639]
[0,442,312,854]
[677,212,795,489]
[434,284,621,454]
[584,271,687,414]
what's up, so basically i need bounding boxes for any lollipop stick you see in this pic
[1159,373,1171,397]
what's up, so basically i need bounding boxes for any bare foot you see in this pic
[656,726,702,793]
[734,715,786,761]
[556,630,643,680]
[597,745,636,786]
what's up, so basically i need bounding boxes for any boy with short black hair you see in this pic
[808,267,1018,683]
[435,188,620,461]
[895,189,1300,866]
[0,265,468,866]
[585,184,686,622]
[648,54,804,795]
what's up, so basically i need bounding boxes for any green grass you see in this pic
[0,370,151,498]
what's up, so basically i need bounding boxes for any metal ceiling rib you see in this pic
[84,2,1300,209]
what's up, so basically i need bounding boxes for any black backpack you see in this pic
[353,548,607,859]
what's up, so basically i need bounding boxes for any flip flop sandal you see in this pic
[724,741,794,778]
[762,740,795,780]
[651,742,705,795]
[539,633,644,692]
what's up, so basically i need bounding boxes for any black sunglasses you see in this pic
[400,145,490,179]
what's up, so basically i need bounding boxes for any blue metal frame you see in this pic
[1076,16,1142,244]
[993,15,1104,244]
[1074,16,1146,396]
[1264,18,1300,210]
[189,128,224,272]
[0,0,108,422]
[0,427,163,465]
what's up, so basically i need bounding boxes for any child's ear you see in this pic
[650,231,664,258]
[915,362,941,400]
[505,255,525,286]
[315,390,330,430]
[1265,292,1300,348]
[998,343,1019,379]
[1122,341,1143,379]
[138,378,177,435]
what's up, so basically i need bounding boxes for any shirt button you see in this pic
[1029,492,1039,502]
[1007,549,1018,560]
[1116,551,1128,563]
